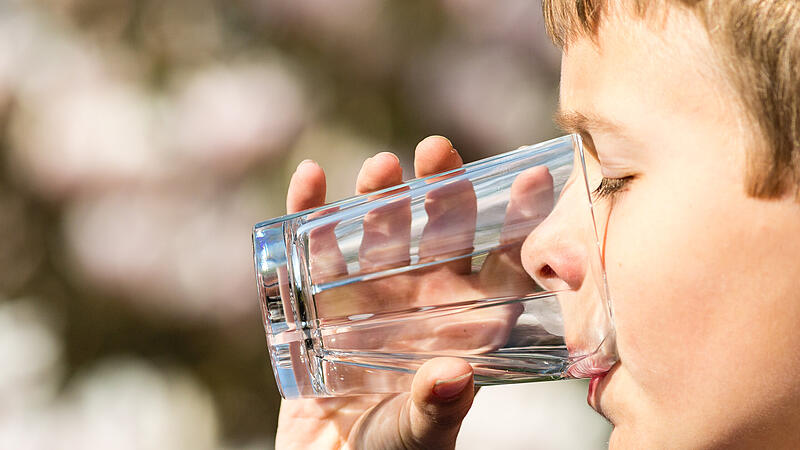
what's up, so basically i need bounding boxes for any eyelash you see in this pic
[593,176,634,199]
[578,133,634,200]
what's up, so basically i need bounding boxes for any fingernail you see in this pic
[298,159,316,169]
[432,135,453,148]
[375,152,399,164]
[433,372,471,399]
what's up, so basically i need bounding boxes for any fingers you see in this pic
[400,357,475,450]
[501,166,555,244]
[348,358,474,449]
[286,160,347,288]
[414,136,462,179]
[287,160,327,214]
[356,152,412,273]
[481,166,554,295]
[414,136,476,274]
[356,152,403,195]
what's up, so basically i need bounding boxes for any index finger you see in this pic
[287,159,327,214]
[285,159,347,286]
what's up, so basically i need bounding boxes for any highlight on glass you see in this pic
[253,134,617,399]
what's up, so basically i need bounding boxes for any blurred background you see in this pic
[0,0,610,448]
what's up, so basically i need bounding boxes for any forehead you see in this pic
[558,8,729,136]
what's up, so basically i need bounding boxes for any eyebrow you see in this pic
[554,108,626,136]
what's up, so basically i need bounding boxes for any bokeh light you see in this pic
[0,0,610,447]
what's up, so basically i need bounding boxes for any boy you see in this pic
[276,1,800,447]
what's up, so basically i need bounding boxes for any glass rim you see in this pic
[253,134,582,231]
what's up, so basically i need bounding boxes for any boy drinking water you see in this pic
[276,1,800,447]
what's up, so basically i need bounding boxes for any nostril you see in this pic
[538,264,557,280]
[521,228,588,292]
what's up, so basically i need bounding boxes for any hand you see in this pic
[275,136,552,449]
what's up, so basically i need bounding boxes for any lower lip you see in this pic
[588,374,606,408]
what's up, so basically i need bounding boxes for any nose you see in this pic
[518,164,618,371]
[521,176,591,293]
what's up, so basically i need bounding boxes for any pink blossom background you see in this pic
[0,0,610,447]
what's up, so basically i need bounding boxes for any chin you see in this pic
[606,425,656,449]
[607,428,642,450]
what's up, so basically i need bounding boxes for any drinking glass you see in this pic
[253,134,617,399]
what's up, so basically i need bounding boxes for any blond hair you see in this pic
[543,0,800,198]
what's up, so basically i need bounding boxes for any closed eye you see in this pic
[593,176,634,199]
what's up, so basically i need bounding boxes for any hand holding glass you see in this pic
[253,135,617,399]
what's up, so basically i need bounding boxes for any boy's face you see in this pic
[549,7,800,448]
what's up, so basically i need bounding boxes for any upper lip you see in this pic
[566,349,616,378]
[565,330,618,378]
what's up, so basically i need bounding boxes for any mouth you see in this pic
[587,374,606,411]
[587,361,619,417]
[565,349,615,379]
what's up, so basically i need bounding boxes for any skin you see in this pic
[278,138,480,450]
[276,5,800,449]
[550,7,800,449]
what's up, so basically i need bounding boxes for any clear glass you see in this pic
[253,134,617,399]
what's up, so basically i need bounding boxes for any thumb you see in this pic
[401,357,475,450]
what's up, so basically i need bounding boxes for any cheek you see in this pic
[600,174,800,442]
[599,181,739,398]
